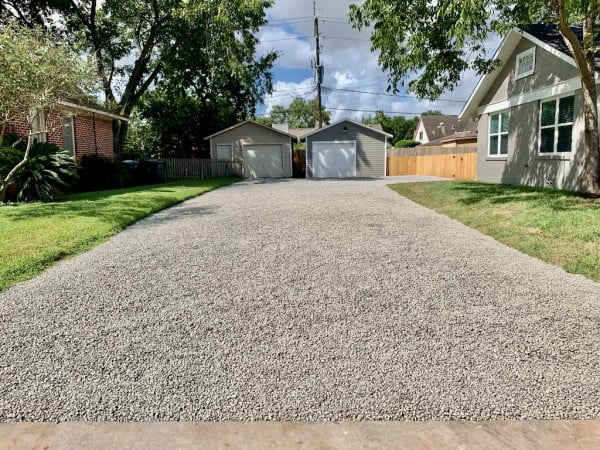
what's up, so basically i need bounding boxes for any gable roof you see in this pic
[417,129,478,147]
[288,127,315,140]
[302,119,393,139]
[204,120,297,140]
[459,25,586,118]
[521,24,600,69]
[418,115,477,142]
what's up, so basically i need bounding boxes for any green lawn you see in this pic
[390,181,600,282]
[0,178,239,291]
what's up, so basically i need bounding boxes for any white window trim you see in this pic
[29,108,47,143]
[538,93,575,155]
[515,47,536,80]
[216,143,234,161]
[62,115,76,157]
[488,110,510,157]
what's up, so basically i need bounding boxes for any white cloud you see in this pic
[258,0,502,121]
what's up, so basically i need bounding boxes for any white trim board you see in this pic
[477,76,581,115]
[460,27,582,119]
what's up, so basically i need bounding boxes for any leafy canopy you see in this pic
[0,21,97,127]
[362,111,419,142]
[349,0,597,99]
[258,97,331,128]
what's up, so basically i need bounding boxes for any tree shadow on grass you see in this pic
[451,181,597,212]
[1,181,229,227]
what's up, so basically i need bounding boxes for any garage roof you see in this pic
[303,119,393,139]
[204,120,297,140]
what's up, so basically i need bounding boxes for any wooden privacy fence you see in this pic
[292,149,306,178]
[387,146,477,180]
[165,159,243,180]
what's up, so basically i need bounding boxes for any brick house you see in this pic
[5,100,128,161]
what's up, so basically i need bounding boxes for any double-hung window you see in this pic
[539,95,574,154]
[488,111,509,156]
[30,108,47,143]
[216,144,233,160]
[62,116,76,157]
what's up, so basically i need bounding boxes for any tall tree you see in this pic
[260,97,331,128]
[1,0,276,154]
[362,111,419,142]
[0,22,97,202]
[350,1,600,194]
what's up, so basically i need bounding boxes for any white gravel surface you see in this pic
[1,177,599,421]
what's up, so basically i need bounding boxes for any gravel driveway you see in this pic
[1,177,599,421]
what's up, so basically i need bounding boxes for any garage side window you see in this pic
[216,144,233,160]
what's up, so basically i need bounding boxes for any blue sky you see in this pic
[255,0,501,122]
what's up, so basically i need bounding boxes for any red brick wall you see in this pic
[5,107,115,161]
[73,115,114,160]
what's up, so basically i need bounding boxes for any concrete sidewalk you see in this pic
[1,421,600,449]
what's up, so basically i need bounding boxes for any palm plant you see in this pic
[0,142,78,202]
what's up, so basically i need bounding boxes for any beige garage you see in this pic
[205,121,295,178]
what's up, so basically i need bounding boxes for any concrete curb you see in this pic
[1,421,600,449]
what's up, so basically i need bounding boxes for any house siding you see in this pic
[306,121,387,178]
[481,39,579,106]
[477,89,585,190]
[210,122,292,177]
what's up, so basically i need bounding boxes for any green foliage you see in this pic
[1,0,277,153]
[389,181,600,282]
[0,142,78,202]
[0,21,97,127]
[362,111,419,142]
[394,139,421,148]
[422,110,443,116]
[122,113,161,160]
[78,155,131,192]
[0,178,239,291]
[260,97,331,128]
[349,1,598,99]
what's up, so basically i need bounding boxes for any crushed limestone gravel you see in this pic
[1,177,599,421]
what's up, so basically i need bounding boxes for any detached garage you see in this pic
[305,120,392,178]
[205,120,295,178]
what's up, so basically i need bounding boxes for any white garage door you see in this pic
[243,144,284,178]
[313,141,356,178]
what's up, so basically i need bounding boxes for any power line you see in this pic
[323,106,423,115]
[323,86,467,103]
[259,35,313,43]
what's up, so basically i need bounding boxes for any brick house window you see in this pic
[30,109,46,143]
[62,116,76,156]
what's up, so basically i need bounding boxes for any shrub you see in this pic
[394,139,421,148]
[0,142,78,202]
[78,154,132,192]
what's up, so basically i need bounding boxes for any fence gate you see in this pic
[165,159,243,180]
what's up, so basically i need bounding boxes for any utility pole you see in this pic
[314,0,323,128]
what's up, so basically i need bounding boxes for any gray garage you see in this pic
[305,119,392,178]
[205,120,295,178]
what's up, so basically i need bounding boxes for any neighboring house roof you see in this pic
[367,123,384,132]
[204,120,297,140]
[418,130,478,147]
[459,25,588,118]
[288,128,315,140]
[302,119,393,139]
[418,115,477,142]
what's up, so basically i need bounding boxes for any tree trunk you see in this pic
[580,80,600,195]
[112,118,130,159]
[0,135,33,203]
